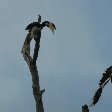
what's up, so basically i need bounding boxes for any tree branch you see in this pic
[21,33,45,112]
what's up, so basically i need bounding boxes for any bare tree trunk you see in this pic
[21,33,45,112]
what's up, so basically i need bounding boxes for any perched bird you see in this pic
[25,15,56,63]
[25,15,56,38]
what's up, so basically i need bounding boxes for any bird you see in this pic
[25,15,56,39]
[25,15,56,63]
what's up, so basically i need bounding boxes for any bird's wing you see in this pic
[25,22,38,30]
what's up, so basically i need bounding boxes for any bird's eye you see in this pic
[46,22,48,25]
[46,22,50,26]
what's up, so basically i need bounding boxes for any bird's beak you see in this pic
[48,22,56,34]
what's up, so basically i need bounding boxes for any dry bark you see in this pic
[21,33,45,112]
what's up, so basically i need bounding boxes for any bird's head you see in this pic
[46,22,56,34]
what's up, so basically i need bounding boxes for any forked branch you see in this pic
[21,33,45,112]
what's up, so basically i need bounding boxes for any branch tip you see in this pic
[41,89,45,94]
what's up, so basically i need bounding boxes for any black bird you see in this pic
[25,15,56,63]
[25,15,56,35]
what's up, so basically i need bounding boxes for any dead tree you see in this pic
[21,15,56,112]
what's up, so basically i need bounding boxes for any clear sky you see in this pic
[0,0,112,112]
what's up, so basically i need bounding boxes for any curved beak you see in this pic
[47,22,56,34]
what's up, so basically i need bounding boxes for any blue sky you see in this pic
[0,0,112,112]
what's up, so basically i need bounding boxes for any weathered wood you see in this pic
[21,33,45,112]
